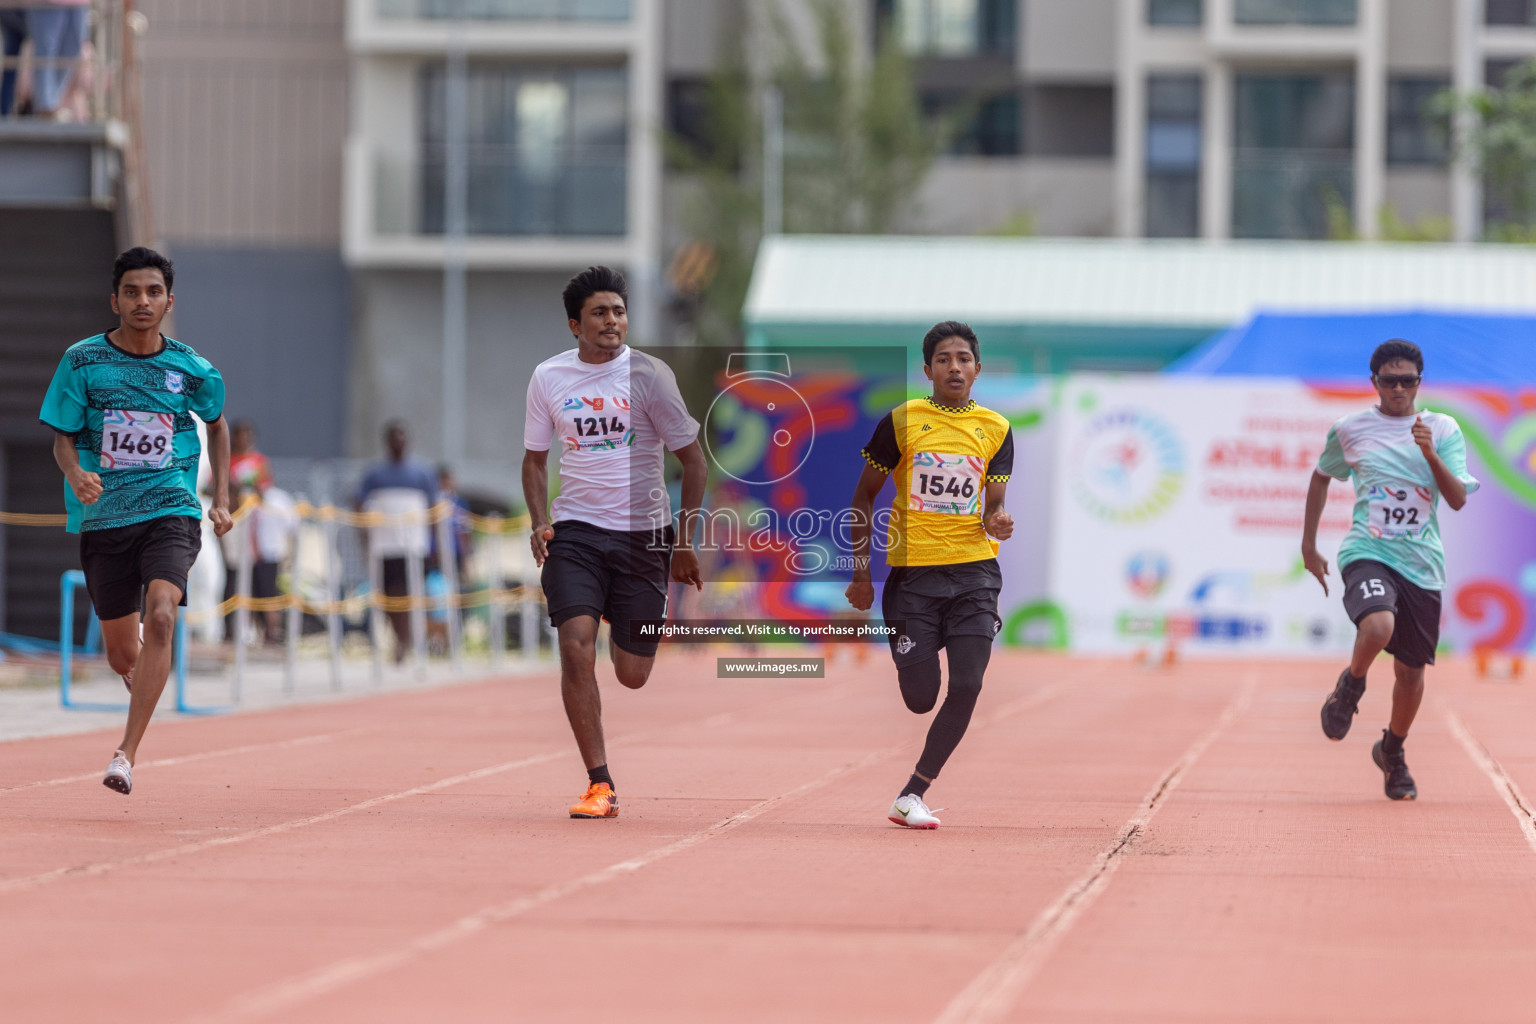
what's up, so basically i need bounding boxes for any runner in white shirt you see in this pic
[522,266,708,819]
[1301,340,1478,800]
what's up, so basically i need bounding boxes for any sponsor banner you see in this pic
[1048,375,1536,657]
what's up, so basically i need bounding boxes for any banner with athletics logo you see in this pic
[1044,375,1536,658]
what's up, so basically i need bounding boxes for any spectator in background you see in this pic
[27,0,89,121]
[432,464,474,578]
[252,478,298,644]
[355,420,436,663]
[229,420,273,497]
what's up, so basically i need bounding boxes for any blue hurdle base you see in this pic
[60,571,230,715]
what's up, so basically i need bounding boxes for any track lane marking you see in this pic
[192,748,896,1024]
[0,750,570,896]
[0,731,357,795]
[933,676,1256,1024]
[1443,707,1536,856]
[188,681,1067,1022]
[0,670,903,896]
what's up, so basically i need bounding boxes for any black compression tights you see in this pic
[897,635,993,781]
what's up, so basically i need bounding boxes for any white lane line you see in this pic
[0,732,356,795]
[933,677,1256,1024]
[0,750,570,897]
[192,747,896,1024]
[192,680,1067,1023]
[1443,707,1536,856]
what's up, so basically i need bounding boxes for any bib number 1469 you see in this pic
[100,410,175,470]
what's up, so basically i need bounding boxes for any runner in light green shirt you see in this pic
[1301,341,1476,802]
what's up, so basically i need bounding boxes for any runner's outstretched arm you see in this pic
[205,415,233,537]
[669,440,707,590]
[521,448,552,567]
[1301,471,1331,595]
[845,464,888,612]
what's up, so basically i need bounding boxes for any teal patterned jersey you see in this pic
[39,333,225,533]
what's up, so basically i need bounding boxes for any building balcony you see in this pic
[1204,0,1365,58]
[345,139,632,267]
[348,0,639,55]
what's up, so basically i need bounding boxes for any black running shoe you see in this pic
[1320,668,1366,741]
[1372,731,1417,801]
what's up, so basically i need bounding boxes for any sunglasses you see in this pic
[1375,374,1421,390]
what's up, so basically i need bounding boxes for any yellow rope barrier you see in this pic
[183,586,542,624]
[0,499,530,532]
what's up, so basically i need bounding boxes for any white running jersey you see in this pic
[524,346,700,532]
[1316,406,1479,590]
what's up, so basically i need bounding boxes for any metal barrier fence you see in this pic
[2,497,548,709]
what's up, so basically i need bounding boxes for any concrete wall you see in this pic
[1022,0,1117,81]
[166,247,352,458]
[348,269,575,499]
[906,157,1116,236]
[134,0,353,464]
[1384,168,1453,229]
[1387,0,1454,72]
[138,0,349,247]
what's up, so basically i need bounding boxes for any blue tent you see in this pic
[1167,310,1536,383]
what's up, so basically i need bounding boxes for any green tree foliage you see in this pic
[666,0,938,346]
[1434,60,1536,237]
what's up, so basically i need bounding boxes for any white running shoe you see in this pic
[103,751,132,795]
[888,793,940,829]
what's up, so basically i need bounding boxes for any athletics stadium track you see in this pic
[2,651,1534,1023]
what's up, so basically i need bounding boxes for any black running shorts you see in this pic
[881,559,1002,667]
[79,514,202,621]
[541,519,674,658]
[1340,558,1441,668]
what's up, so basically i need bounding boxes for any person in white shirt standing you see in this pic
[522,266,708,819]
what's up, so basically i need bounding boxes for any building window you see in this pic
[1233,0,1357,25]
[379,0,631,20]
[666,78,712,163]
[924,91,1022,155]
[1145,75,1201,237]
[1486,0,1536,25]
[875,0,1016,57]
[1386,77,1449,166]
[1232,72,1355,238]
[1148,0,1203,26]
[420,64,628,237]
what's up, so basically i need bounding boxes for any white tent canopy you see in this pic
[744,236,1536,331]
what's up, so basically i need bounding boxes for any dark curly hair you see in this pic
[1370,339,1423,375]
[562,266,628,322]
[921,321,979,365]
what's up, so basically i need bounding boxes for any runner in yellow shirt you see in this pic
[845,322,1014,828]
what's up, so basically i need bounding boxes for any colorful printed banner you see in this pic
[1042,376,1536,657]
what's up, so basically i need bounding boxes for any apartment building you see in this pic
[878,0,1536,242]
[130,0,1536,486]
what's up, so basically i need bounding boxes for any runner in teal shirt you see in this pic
[38,247,233,796]
[1301,341,1476,801]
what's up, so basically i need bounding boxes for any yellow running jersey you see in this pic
[860,397,1014,567]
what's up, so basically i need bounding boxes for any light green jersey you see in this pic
[1316,407,1478,591]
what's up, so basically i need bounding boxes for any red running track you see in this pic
[2,651,1534,1023]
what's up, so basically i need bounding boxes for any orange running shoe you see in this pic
[569,782,619,818]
